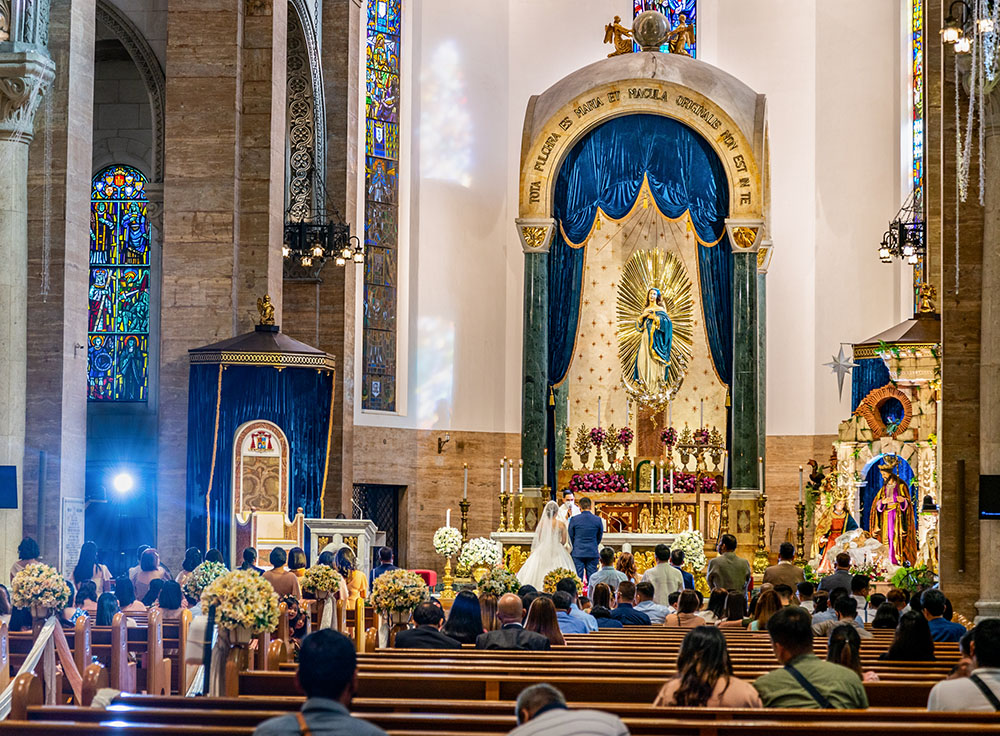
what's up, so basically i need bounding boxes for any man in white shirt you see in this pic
[556,490,580,524]
[796,581,815,612]
[928,619,1000,711]
[509,683,628,736]
[639,543,683,606]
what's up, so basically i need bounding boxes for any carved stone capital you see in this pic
[724,217,765,253]
[515,217,556,254]
[144,181,164,233]
[0,50,55,143]
[756,239,773,274]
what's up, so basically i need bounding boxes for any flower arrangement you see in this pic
[674,530,707,571]
[618,426,634,449]
[658,472,718,493]
[569,472,628,494]
[603,425,621,456]
[476,567,521,597]
[11,563,71,611]
[543,567,583,594]
[661,427,677,447]
[693,428,711,444]
[800,562,820,585]
[301,564,345,596]
[370,569,430,614]
[201,569,280,634]
[432,526,463,557]
[889,564,937,592]
[850,561,888,583]
[589,426,607,447]
[458,537,503,569]
[573,425,592,465]
[181,561,227,601]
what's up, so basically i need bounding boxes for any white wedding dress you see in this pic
[516,501,577,590]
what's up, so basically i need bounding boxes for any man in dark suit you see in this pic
[608,581,651,625]
[394,602,461,649]
[369,547,400,586]
[670,549,695,590]
[818,552,853,593]
[476,593,551,650]
[567,497,603,580]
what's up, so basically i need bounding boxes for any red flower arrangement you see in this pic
[569,472,628,494]
[657,472,719,493]
[661,427,677,447]
[589,427,607,447]
[618,426,634,449]
[693,428,711,445]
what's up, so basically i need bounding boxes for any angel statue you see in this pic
[257,294,276,326]
[665,13,695,56]
[604,16,633,57]
[633,287,672,395]
[869,456,918,566]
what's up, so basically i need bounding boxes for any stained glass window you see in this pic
[88,165,150,401]
[911,0,925,301]
[633,0,697,57]
[363,0,401,412]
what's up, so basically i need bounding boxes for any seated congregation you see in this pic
[0,535,997,736]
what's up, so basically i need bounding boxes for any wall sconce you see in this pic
[437,433,451,454]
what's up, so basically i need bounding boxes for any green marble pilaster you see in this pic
[731,253,760,490]
[757,272,767,467]
[522,253,548,487]
[554,382,569,471]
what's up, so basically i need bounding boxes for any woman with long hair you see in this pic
[96,593,121,626]
[664,590,707,628]
[141,578,164,608]
[590,583,623,629]
[115,575,145,613]
[828,623,879,681]
[175,547,203,588]
[615,552,637,583]
[72,541,112,592]
[591,582,613,610]
[654,626,762,707]
[441,590,484,645]
[205,548,226,566]
[881,610,936,661]
[524,597,565,646]
[701,588,728,624]
[717,592,748,629]
[75,580,99,613]
[335,548,368,605]
[871,602,900,630]
[480,593,500,632]
[748,590,781,631]
[11,537,40,582]
[156,581,184,621]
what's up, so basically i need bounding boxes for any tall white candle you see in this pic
[723,451,729,489]
[758,456,764,493]
[501,458,505,495]
[446,508,451,527]
[670,468,674,494]
[650,463,656,493]
[543,449,548,487]
[509,460,514,498]
[597,397,602,428]
[700,399,704,429]
[463,463,468,499]
[518,459,523,495]
[799,466,804,504]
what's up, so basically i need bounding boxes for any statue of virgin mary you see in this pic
[634,288,672,394]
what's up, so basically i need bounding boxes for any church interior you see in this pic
[0,0,999,727]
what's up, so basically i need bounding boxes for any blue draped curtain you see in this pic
[186,364,335,553]
[851,358,892,412]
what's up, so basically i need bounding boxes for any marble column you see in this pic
[22,0,94,574]
[0,47,55,576]
[282,0,361,517]
[730,251,759,491]
[521,252,548,488]
[977,91,1000,619]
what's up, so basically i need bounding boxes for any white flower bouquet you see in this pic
[301,564,344,596]
[675,529,707,571]
[201,569,280,634]
[11,563,71,611]
[181,561,227,601]
[432,526,463,557]
[458,537,502,569]
[370,569,430,614]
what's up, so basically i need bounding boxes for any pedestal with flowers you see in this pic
[11,563,72,633]
[433,526,462,600]
[370,569,430,647]
[200,569,280,696]
[459,537,503,582]
[181,561,227,603]
[301,564,346,629]
[674,529,709,596]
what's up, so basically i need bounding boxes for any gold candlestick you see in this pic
[440,556,456,600]
[498,491,509,532]
[561,426,574,470]
[794,502,807,567]
[752,493,769,574]
[720,486,731,537]
[459,498,471,544]
[516,494,526,532]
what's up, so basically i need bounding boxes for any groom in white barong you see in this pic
[516,501,577,590]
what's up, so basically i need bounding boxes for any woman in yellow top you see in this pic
[335,547,367,605]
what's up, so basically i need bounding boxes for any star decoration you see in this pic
[823,345,858,400]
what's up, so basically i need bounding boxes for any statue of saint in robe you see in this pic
[813,495,858,563]
[868,457,918,567]
[633,288,672,394]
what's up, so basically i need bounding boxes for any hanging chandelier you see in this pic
[282,168,363,280]
[878,191,925,266]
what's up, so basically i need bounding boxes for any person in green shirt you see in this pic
[753,605,869,709]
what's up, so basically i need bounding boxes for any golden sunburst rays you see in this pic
[616,248,694,409]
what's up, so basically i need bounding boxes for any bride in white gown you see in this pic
[516,501,577,590]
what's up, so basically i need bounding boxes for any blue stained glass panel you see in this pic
[365,156,398,204]
[88,165,151,402]
[632,0,697,57]
[366,71,399,123]
[366,119,399,160]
